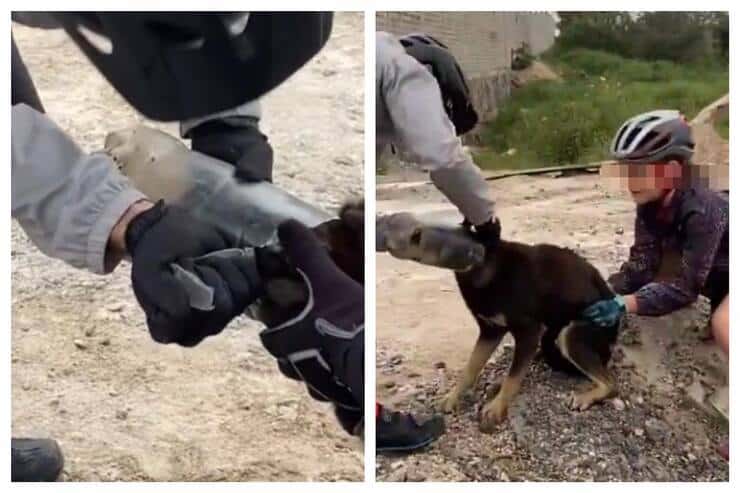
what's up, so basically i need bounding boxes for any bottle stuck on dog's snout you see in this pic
[378,212,485,271]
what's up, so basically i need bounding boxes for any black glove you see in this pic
[188,117,274,182]
[259,220,363,412]
[126,200,261,347]
[467,217,501,249]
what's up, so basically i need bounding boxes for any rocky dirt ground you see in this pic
[376,169,729,481]
[12,13,363,481]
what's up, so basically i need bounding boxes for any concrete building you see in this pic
[377,12,558,123]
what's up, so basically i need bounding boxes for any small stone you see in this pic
[84,327,96,337]
[434,361,446,369]
[407,371,422,378]
[21,326,30,332]
[108,390,119,397]
[635,395,644,405]
[390,460,405,470]
[383,380,396,389]
[500,471,510,481]
[107,302,125,312]
[616,227,624,235]
[21,382,31,391]
[115,409,128,420]
[634,428,644,437]
[611,398,626,411]
[389,354,404,365]
[73,339,88,350]
[100,338,111,346]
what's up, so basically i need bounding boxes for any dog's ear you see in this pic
[339,200,364,236]
[311,204,364,284]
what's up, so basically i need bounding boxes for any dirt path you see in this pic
[12,13,363,482]
[690,94,729,168]
[376,173,728,482]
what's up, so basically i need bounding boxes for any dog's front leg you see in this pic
[480,320,543,432]
[439,322,506,413]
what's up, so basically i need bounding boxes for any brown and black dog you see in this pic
[436,228,620,432]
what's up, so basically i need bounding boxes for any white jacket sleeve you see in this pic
[11,103,147,274]
[376,32,494,226]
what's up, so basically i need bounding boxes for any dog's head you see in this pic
[381,213,486,272]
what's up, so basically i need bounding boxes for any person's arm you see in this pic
[608,214,662,294]
[376,32,493,226]
[628,206,726,316]
[11,103,148,274]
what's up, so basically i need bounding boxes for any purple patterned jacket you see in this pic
[608,188,729,316]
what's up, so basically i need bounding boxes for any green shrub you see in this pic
[477,49,728,170]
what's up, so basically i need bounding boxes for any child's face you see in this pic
[624,161,683,204]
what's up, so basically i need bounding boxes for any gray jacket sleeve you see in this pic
[376,32,494,225]
[12,104,147,274]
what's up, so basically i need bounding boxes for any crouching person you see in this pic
[582,110,729,459]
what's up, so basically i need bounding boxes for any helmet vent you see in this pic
[614,124,629,148]
[624,126,643,148]
[639,115,661,126]
[650,134,671,152]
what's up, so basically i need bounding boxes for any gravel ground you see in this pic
[376,172,728,482]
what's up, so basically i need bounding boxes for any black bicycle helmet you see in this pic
[611,110,695,163]
[51,12,333,121]
[399,33,478,135]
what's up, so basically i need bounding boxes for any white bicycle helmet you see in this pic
[611,110,694,163]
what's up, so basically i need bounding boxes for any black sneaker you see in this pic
[376,407,445,454]
[11,438,64,482]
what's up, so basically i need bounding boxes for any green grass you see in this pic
[715,112,729,140]
[477,49,728,170]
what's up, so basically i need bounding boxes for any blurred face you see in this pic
[623,161,683,204]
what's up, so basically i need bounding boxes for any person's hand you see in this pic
[258,219,363,412]
[125,200,261,346]
[470,217,501,249]
[582,296,626,327]
[188,118,274,182]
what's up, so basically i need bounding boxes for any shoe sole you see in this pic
[376,436,437,454]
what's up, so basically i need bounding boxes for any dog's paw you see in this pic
[438,391,463,413]
[479,398,508,433]
[568,391,597,411]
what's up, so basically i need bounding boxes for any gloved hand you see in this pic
[471,217,502,249]
[259,219,363,412]
[126,200,261,346]
[188,117,274,182]
[582,295,626,327]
